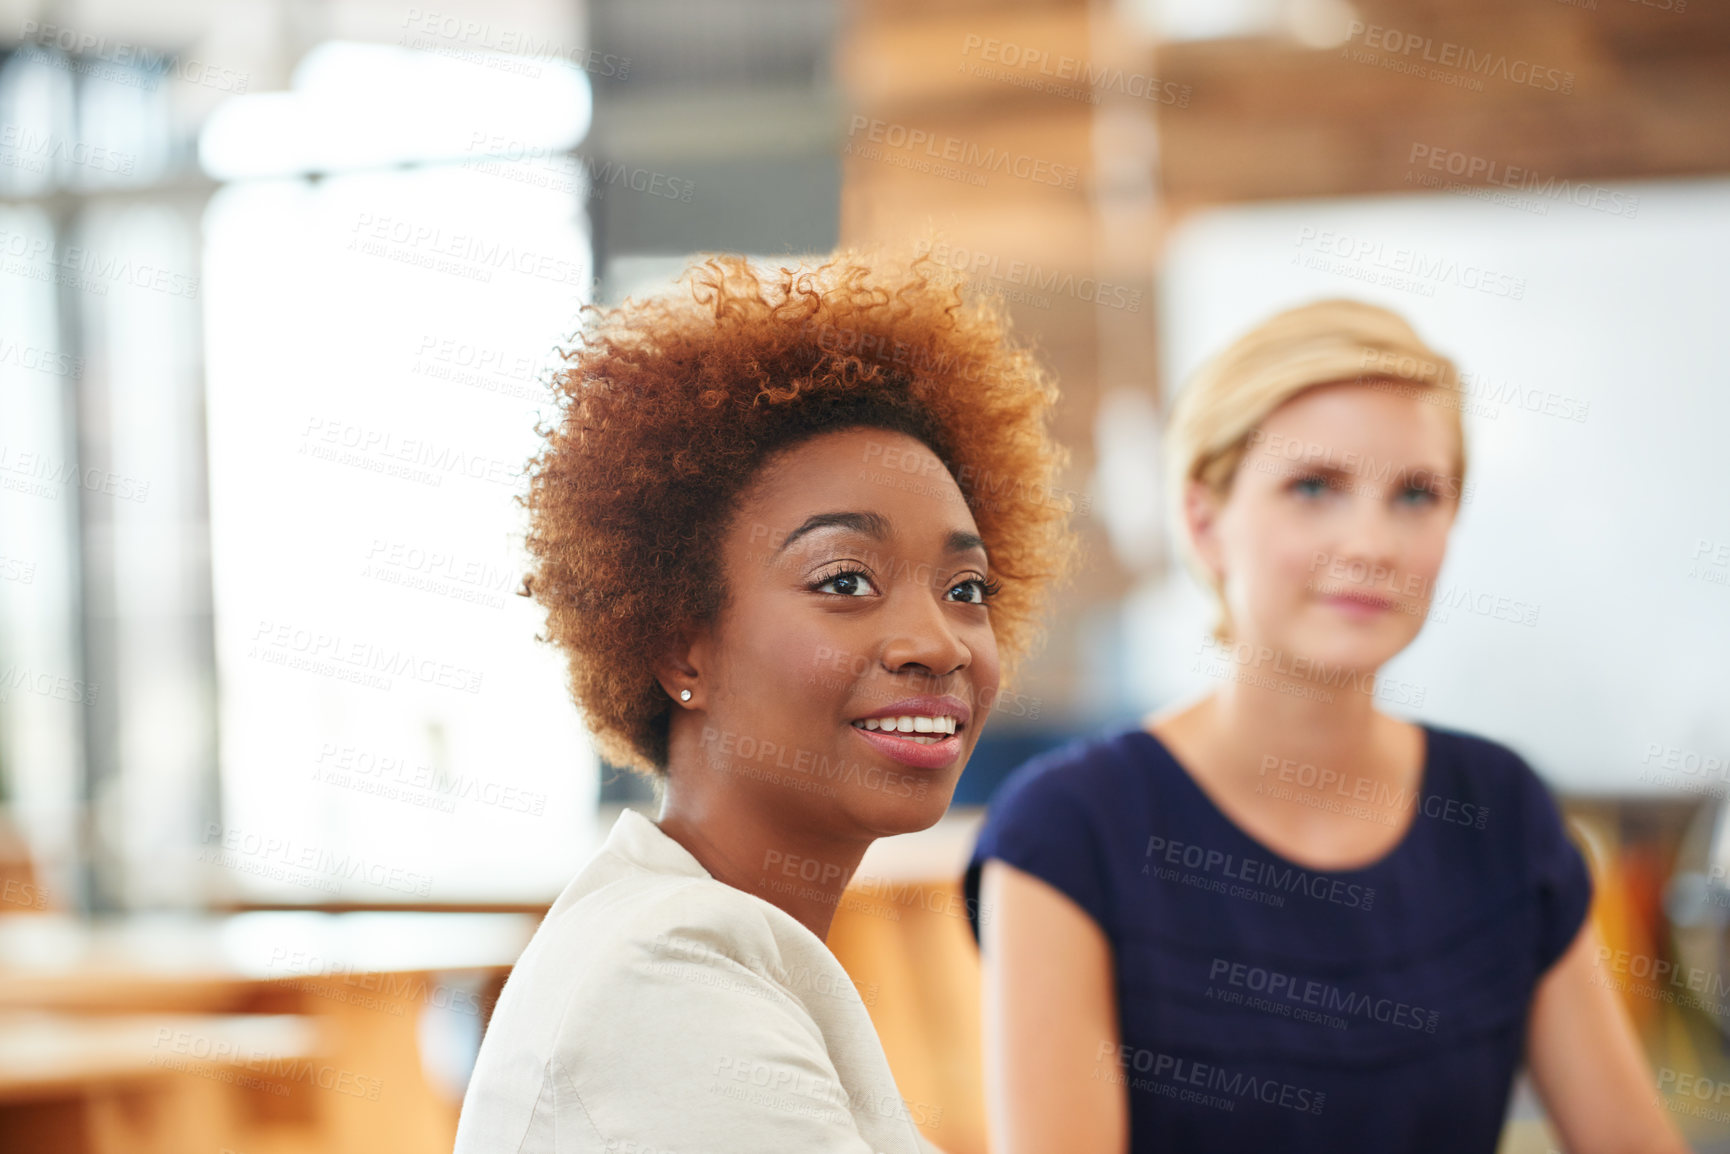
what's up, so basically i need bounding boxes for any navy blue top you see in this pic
[963,722,1593,1153]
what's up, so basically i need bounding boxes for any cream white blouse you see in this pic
[453,807,944,1153]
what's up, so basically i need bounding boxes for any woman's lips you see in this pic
[1323,592,1394,618]
[848,724,963,770]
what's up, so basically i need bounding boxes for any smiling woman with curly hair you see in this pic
[454,247,1077,1154]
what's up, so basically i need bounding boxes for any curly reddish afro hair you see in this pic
[519,248,1078,778]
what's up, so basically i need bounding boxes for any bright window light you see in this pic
[199,41,592,179]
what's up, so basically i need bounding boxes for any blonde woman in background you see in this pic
[961,301,1688,1153]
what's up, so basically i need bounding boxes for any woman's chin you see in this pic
[851,784,959,839]
[1249,621,1408,689]
[1298,634,1406,684]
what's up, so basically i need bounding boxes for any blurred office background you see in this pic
[0,0,1727,1150]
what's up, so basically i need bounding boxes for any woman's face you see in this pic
[686,426,1001,839]
[1192,380,1462,677]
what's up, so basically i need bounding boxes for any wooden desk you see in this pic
[0,912,540,1154]
[0,911,538,1010]
[0,1012,322,1154]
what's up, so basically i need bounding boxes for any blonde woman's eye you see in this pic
[1399,484,1441,506]
[812,569,876,597]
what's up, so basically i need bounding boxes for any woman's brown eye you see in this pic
[813,569,876,597]
[949,577,1000,604]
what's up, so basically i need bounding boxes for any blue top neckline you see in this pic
[1126,723,1436,880]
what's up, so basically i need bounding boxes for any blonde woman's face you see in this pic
[1196,380,1462,676]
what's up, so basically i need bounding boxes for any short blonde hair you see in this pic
[1163,298,1467,641]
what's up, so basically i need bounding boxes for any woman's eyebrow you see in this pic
[775,512,988,560]
[776,510,890,554]
[946,529,987,558]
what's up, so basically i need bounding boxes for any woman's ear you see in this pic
[653,626,708,708]
[1184,479,1226,583]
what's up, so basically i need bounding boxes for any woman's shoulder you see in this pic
[485,866,866,1080]
[965,724,1159,941]
[541,865,813,994]
[1419,720,1566,813]
[1416,721,1591,891]
[988,723,1154,817]
[461,866,905,1154]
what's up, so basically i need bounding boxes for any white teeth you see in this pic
[851,715,958,737]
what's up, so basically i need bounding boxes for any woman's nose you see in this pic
[878,586,971,678]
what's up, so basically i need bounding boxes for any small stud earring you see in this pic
[679,689,692,702]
